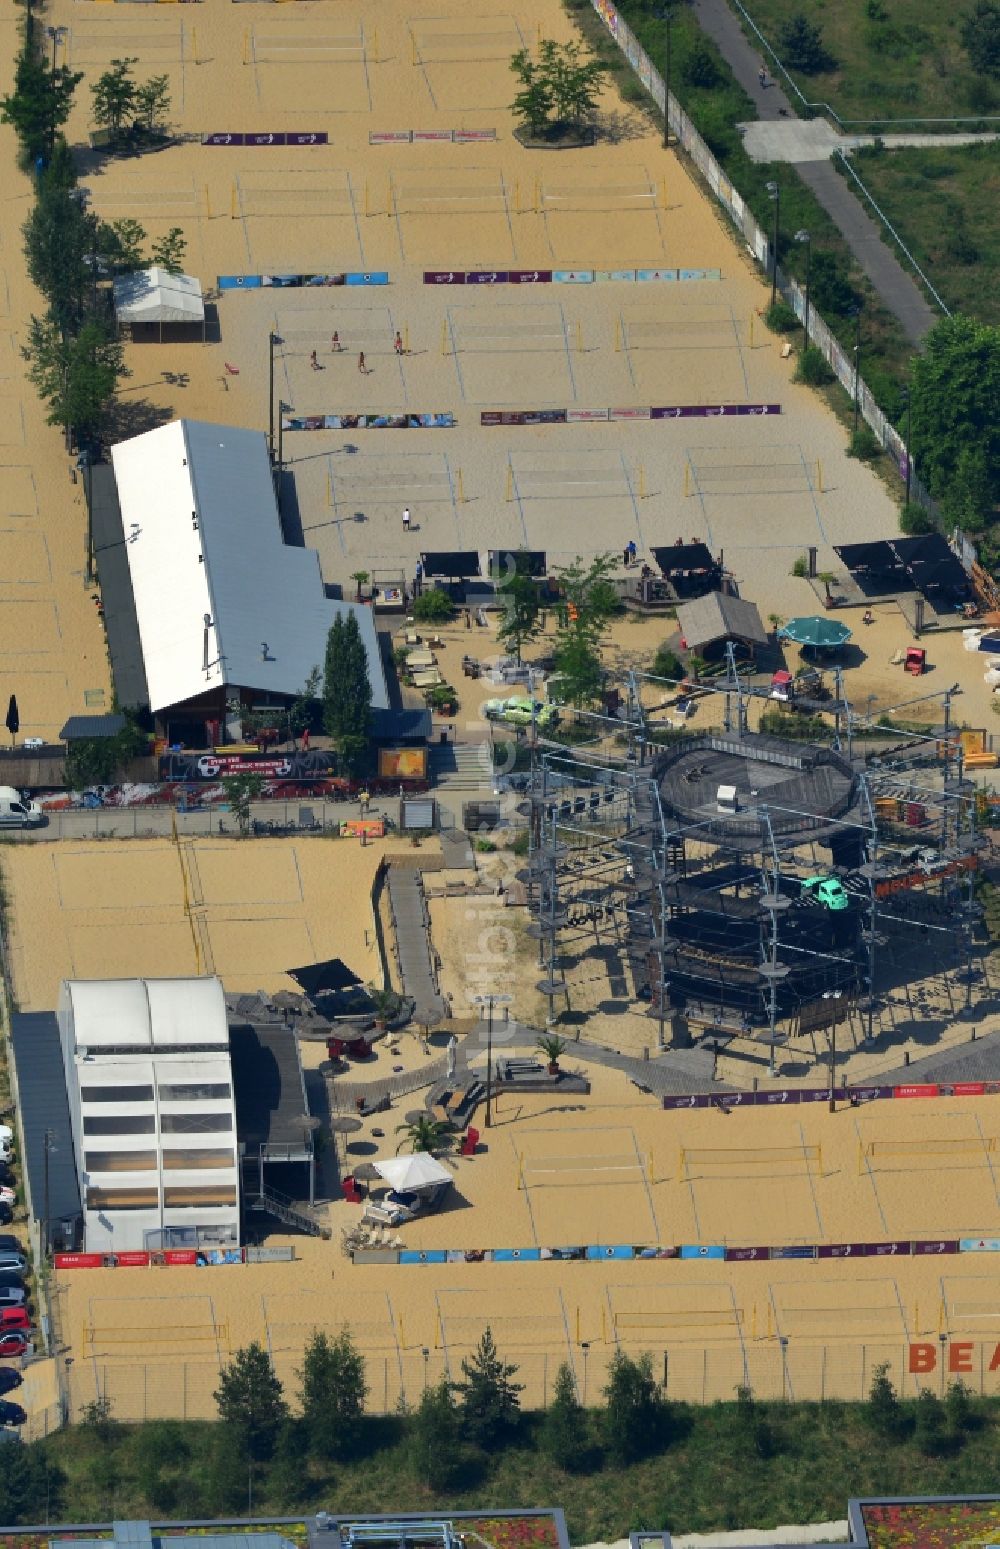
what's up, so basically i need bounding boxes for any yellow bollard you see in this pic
[456,468,465,504]
[243,29,250,66]
[816,459,824,494]
[684,462,692,497]
[638,464,648,500]
[614,317,622,352]
[506,463,514,503]
[441,318,449,356]
[576,320,583,353]
[231,183,238,220]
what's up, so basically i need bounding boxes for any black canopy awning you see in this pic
[420,551,481,579]
[287,957,363,996]
[651,542,717,575]
[834,541,898,571]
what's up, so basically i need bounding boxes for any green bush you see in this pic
[651,644,683,680]
[791,554,809,577]
[898,501,935,535]
[682,39,721,88]
[794,346,835,386]
[765,300,800,334]
[847,427,882,461]
[412,588,455,622]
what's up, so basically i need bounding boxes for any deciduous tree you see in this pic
[452,1326,523,1447]
[0,51,82,164]
[151,226,186,274]
[541,1360,590,1470]
[910,314,1000,523]
[90,58,138,138]
[297,1328,368,1459]
[213,1341,287,1459]
[323,612,372,774]
[962,0,1000,76]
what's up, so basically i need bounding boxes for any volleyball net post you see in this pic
[243,28,250,65]
[506,464,515,504]
[684,463,692,497]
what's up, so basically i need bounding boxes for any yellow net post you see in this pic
[243,29,250,66]
[397,1313,405,1347]
[534,176,541,214]
[441,319,450,357]
[204,185,211,220]
[513,181,522,215]
[371,27,379,64]
[938,1298,947,1336]
[327,472,333,509]
[364,180,373,217]
[575,1305,581,1342]
[410,31,418,65]
[749,314,755,349]
[388,179,396,220]
[231,183,238,220]
[575,321,584,353]
[638,465,648,500]
[190,28,199,63]
[684,463,692,498]
[659,177,667,209]
[506,464,514,503]
[614,318,622,352]
[816,1144,822,1176]
[767,1304,775,1339]
[647,1148,653,1181]
[751,1303,757,1340]
[435,1311,445,1348]
[678,1146,686,1179]
[456,468,465,504]
[816,460,824,494]
[403,324,410,353]
[536,21,542,50]
[601,1306,607,1343]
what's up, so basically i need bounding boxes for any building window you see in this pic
[162,1148,236,1171]
[163,1185,238,1208]
[84,1151,157,1174]
[83,1114,156,1136]
[160,1112,233,1134]
[80,1085,154,1103]
[86,1187,159,1210]
[158,1082,232,1102]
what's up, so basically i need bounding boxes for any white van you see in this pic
[0,787,43,829]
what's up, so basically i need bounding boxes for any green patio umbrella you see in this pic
[778,617,853,650]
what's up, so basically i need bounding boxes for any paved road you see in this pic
[691,0,939,345]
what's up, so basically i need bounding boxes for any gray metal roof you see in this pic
[59,715,128,741]
[9,1012,82,1228]
[676,591,768,650]
[90,462,150,710]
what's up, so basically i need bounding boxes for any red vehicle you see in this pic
[0,1332,27,1358]
[0,1309,29,1334]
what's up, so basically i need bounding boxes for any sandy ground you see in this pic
[0,831,420,1010]
[50,1074,1000,1418]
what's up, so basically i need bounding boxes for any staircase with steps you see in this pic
[428,740,492,791]
[247,1180,331,1239]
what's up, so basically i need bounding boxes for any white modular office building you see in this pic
[57,977,240,1254]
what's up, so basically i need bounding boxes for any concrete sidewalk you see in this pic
[691,0,938,344]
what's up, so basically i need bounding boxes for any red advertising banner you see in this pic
[54,1253,104,1270]
[894,1084,940,1099]
[164,1250,199,1265]
[951,1082,986,1096]
[114,1251,151,1268]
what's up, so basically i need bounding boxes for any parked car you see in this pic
[0,1285,25,1306]
[0,1333,27,1359]
[0,1400,26,1426]
[0,1268,24,1286]
[482,696,559,729]
[0,1254,26,1274]
[0,1237,22,1256]
[0,1309,29,1332]
[800,874,850,911]
[0,1205,12,1228]
[0,1368,22,1394]
[0,1190,15,1209]
[0,788,43,829]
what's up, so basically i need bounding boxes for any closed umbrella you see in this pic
[5,695,18,747]
[446,1036,457,1079]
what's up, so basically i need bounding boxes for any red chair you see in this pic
[327,1036,347,1060]
[342,1176,363,1204]
[461,1127,480,1157]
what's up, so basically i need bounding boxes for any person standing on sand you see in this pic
[402,507,411,531]
[332,331,341,352]
[310,350,320,370]
[394,331,404,355]
[358,351,366,374]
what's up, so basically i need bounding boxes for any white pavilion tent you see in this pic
[113,266,206,342]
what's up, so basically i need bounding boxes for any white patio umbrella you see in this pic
[373,1154,452,1192]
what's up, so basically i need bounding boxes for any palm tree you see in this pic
[367,984,401,1029]
[817,572,836,606]
[536,1033,567,1072]
[395,1114,452,1154]
[351,570,370,603]
[767,612,783,637]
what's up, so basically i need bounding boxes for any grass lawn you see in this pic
[16,1398,1000,1542]
[731,0,1000,124]
[846,142,1000,324]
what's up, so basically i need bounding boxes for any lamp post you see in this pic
[765,181,780,310]
[470,992,513,1128]
[794,229,811,345]
[42,1127,56,1257]
[850,302,863,436]
[267,332,276,459]
[580,1341,590,1405]
[822,990,843,1112]
[900,385,912,505]
[46,25,66,70]
[658,5,674,149]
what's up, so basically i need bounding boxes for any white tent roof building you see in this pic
[110,419,389,716]
[113,266,205,328]
[373,1154,453,1192]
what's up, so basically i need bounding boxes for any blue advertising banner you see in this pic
[770,1245,817,1259]
[679,1244,726,1260]
[282,412,454,430]
[585,1245,634,1260]
[344,272,389,286]
[553,270,594,283]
